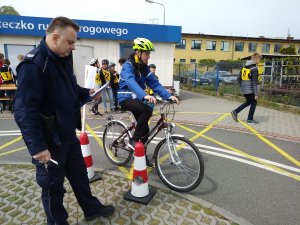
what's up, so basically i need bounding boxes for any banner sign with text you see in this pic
[0,15,181,43]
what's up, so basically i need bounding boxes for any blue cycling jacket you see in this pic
[118,57,171,104]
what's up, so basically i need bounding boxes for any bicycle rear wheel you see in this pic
[154,136,204,192]
[103,120,132,166]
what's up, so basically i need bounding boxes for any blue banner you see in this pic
[0,15,181,43]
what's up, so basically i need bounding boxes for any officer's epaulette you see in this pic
[16,47,40,73]
[24,47,40,62]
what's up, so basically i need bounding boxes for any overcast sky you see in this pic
[2,0,300,39]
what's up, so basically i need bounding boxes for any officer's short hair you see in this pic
[46,17,80,34]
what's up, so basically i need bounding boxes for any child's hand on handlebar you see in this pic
[144,95,157,104]
[169,96,179,104]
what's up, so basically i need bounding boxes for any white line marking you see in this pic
[1,131,299,176]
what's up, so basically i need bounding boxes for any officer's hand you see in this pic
[33,150,51,164]
[255,96,258,100]
[89,89,95,95]
[169,96,179,104]
[144,95,156,104]
[90,89,101,100]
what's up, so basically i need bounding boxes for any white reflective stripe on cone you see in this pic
[87,167,95,180]
[133,156,147,171]
[81,144,91,157]
[131,181,149,197]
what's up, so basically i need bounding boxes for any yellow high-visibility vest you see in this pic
[0,70,13,81]
[241,67,251,81]
[95,72,102,85]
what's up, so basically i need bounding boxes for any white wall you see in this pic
[1,35,174,87]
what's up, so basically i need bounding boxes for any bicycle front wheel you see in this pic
[103,120,132,166]
[154,136,204,192]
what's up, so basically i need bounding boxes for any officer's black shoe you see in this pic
[146,155,154,167]
[85,205,115,221]
[231,111,238,122]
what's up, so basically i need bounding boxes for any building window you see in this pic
[248,43,257,52]
[179,59,186,63]
[298,46,300,54]
[175,39,186,49]
[274,44,282,53]
[206,41,216,50]
[235,42,244,51]
[262,43,270,53]
[190,59,196,63]
[191,40,201,50]
[220,41,230,51]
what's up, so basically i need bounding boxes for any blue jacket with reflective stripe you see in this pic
[118,58,171,104]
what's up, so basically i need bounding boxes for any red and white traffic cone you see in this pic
[124,141,156,204]
[79,132,102,183]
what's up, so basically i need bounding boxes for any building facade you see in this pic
[0,15,181,87]
[174,33,300,63]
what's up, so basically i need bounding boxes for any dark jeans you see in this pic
[35,138,103,225]
[120,99,153,143]
[112,87,118,109]
[91,97,102,113]
[234,93,257,120]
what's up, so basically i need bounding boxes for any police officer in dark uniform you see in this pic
[14,17,114,225]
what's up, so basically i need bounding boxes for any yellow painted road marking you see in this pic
[202,134,300,181]
[176,120,300,182]
[176,123,198,134]
[0,136,22,151]
[189,113,229,142]
[90,125,103,130]
[0,146,27,157]
[85,123,130,177]
[239,120,300,168]
[154,114,228,170]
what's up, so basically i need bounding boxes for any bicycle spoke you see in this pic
[155,136,204,192]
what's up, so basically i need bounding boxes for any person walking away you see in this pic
[231,52,262,124]
[14,17,114,224]
[118,37,179,167]
[109,62,120,111]
[89,58,105,115]
[100,59,114,112]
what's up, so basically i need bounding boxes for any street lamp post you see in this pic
[145,0,165,25]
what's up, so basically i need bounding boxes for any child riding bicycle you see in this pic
[117,37,179,166]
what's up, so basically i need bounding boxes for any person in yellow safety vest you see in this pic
[0,58,16,111]
[89,58,105,116]
[231,52,262,124]
[99,59,114,113]
[108,62,120,111]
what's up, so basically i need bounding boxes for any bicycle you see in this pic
[102,100,204,192]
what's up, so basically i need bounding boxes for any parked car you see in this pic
[185,70,212,85]
[203,71,237,85]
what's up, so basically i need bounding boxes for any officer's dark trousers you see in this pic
[120,99,153,143]
[35,138,103,225]
[234,93,257,120]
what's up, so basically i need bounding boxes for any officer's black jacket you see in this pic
[14,37,90,156]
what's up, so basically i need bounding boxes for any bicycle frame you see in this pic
[109,101,176,155]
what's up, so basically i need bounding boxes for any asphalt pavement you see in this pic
[0,90,299,225]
